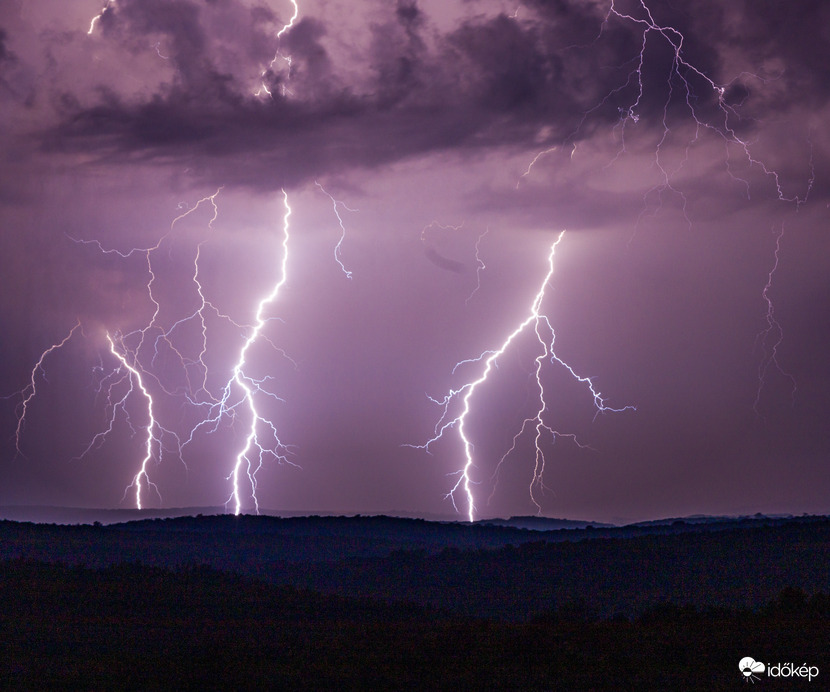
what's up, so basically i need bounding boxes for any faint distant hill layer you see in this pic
[0,504,607,528]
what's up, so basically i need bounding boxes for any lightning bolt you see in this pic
[597,1,814,408]
[44,0,817,518]
[516,146,558,189]
[226,190,294,515]
[182,190,296,516]
[69,189,222,401]
[517,0,814,414]
[6,320,82,459]
[256,0,300,98]
[315,181,357,280]
[73,187,295,512]
[71,329,182,510]
[412,231,634,521]
[517,1,813,218]
[151,190,225,403]
[64,182,303,512]
[753,224,796,416]
[421,220,489,302]
[87,0,116,35]
[604,0,813,209]
[66,190,227,507]
[466,227,489,306]
[277,0,300,38]
[105,333,164,509]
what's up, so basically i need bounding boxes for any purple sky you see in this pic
[1,0,828,523]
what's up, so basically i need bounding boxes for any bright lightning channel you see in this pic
[73,330,181,510]
[68,186,307,512]
[228,189,296,515]
[182,191,296,516]
[68,190,221,507]
[413,231,633,522]
[105,333,162,509]
[227,190,294,514]
[277,0,300,38]
[87,1,116,35]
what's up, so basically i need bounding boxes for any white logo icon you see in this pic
[740,657,766,683]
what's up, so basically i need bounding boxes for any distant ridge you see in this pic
[627,513,802,527]
[0,505,228,525]
[0,505,465,526]
[0,504,823,530]
[480,516,613,531]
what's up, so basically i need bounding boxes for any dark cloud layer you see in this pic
[24,0,823,196]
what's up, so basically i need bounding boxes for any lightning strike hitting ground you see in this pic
[105,333,164,510]
[67,190,229,507]
[225,190,294,514]
[62,182,300,511]
[70,329,182,510]
[413,231,634,522]
[181,191,296,515]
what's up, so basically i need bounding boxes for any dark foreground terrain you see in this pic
[0,514,828,690]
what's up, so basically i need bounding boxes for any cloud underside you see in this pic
[13,0,824,191]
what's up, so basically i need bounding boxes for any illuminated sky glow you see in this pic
[1,0,828,522]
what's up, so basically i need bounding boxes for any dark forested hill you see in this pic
[0,514,827,618]
[1,514,828,690]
